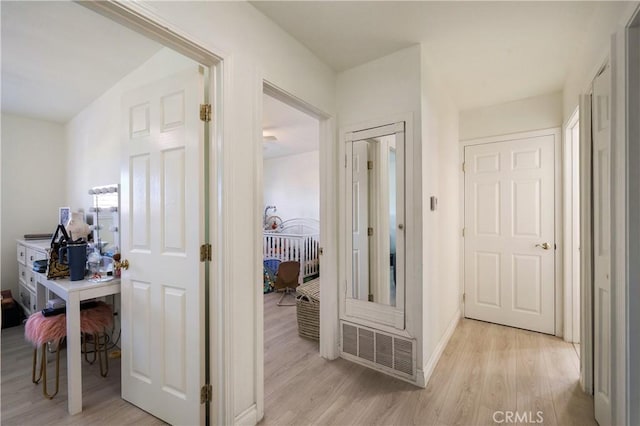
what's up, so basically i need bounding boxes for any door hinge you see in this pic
[367,160,373,170]
[462,162,466,173]
[200,384,212,404]
[368,227,373,236]
[463,293,466,302]
[319,247,324,255]
[462,228,466,237]
[200,244,212,262]
[200,104,212,122]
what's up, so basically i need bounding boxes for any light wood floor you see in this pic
[261,292,596,426]
[1,324,164,425]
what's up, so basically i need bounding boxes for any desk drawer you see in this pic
[17,244,26,265]
[18,263,27,285]
[26,247,47,267]
[25,269,37,292]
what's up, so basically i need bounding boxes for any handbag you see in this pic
[47,224,70,280]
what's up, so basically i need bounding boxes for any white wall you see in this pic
[562,2,636,121]
[113,2,337,423]
[337,44,423,340]
[65,48,196,210]
[263,151,319,222]
[1,114,67,296]
[459,92,562,141]
[420,45,461,382]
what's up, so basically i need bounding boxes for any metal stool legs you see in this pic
[31,339,62,399]
[82,331,109,377]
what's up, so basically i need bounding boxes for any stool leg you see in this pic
[32,347,43,384]
[41,340,61,399]
[83,333,97,365]
[95,332,109,377]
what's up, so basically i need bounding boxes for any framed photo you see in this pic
[59,207,71,226]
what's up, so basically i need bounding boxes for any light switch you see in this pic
[430,196,438,211]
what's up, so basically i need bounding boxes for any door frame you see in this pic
[78,2,228,424]
[255,82,337,421]
[579,5,640,423]
[563,107,580,343]
[459,128,563,335]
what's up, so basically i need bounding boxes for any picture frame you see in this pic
[59,207,71,226]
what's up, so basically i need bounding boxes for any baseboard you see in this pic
[418,309,461,388]
[235,404,258,426]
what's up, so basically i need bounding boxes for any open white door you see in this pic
[120,67,206,425]
[351,140,370,301]
[464,134,556,334]
[593,64,612,426]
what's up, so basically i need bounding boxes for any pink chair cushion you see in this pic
[24,302,114,346]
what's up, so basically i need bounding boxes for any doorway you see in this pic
[260,89,322,422]
[462,129,562,335]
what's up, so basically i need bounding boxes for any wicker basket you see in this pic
[296,279,320,341]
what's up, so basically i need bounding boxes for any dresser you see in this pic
[16,239,49,315]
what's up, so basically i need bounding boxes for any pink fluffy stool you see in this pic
[24,301,114,399]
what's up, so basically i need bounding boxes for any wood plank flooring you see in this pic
[1,294,595,425]
[1,324,164,425]
[261,292,596,426]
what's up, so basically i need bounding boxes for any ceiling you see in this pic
[252,1,628,110]
[1,1,163,123]
[263,94,319,159]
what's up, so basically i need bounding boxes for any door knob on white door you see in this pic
[535,243,551,250]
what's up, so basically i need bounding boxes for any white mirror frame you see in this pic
[343,121,406,330]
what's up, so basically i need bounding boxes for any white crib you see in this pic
[263,218,320,284]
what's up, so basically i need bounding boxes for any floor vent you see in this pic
[340,321,415,378]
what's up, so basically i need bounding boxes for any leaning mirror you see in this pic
[89,184,120,255]
[345,121,405,328]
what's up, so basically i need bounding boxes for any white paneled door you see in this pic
[592,65,612,426]
[464,134,556,334]
[120,67,205,425]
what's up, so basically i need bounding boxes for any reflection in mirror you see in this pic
[351,132,401,307]
[88,185,120,255]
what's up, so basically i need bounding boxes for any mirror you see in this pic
[346,123,404,309]
[89,184,120,255]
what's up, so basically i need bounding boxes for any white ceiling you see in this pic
[1,1,163,123]
[252,1,628,110]
[263,94,319,159]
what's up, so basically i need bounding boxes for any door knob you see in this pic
[116,259,130,270]
[535,243,551,250]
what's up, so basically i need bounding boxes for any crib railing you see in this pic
[263,232,320,283]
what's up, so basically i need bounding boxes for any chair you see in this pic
[274,261,300,306]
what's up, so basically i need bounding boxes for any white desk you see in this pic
[34,272,120,415]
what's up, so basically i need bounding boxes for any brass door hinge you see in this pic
[200,104,212,122]
[200,384,212,404]
[367,161,373,170]
[200,244,212,262]
[368,227,373,236]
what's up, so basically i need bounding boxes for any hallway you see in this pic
[262,298,595,425]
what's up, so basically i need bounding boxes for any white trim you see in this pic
[338,113,416,340]
[234,404,258,426]
[563,107,580,343]
[418,309,461,388]
[625,14,640,426]
[460,128,563,336]
[578,93,593,394]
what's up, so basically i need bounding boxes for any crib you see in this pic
[263,218,320,284]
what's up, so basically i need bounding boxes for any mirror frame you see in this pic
[344,121,406,330]
[89,184,121,255]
